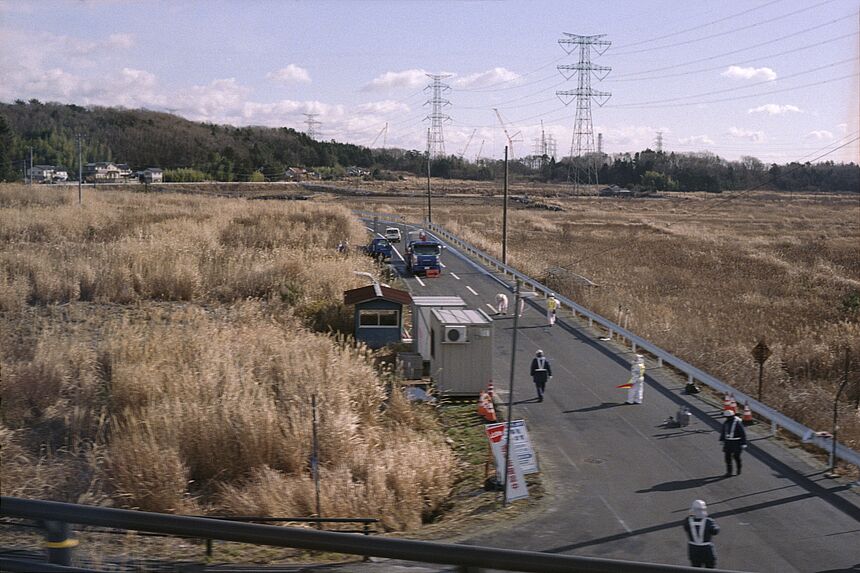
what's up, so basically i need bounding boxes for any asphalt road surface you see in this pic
[371,220,860,573]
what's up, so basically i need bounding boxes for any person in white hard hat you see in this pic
[495,292,509,315]
[625,354,646,404]
[530,350,552,402]
[684,499,720,568]
[719,409,748,476]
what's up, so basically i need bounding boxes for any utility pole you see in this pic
[556,33,611,191]
[426,128,432,224]
[303,113,321,140]
[502,146,508,265]
[28,147,33,186]
[424,74,452,159]
[76,134,83,205]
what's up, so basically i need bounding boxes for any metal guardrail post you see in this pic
[206,538,213,557]
[43,520,77,566]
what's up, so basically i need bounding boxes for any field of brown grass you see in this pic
[0,184,456,531]
[341,190,860,456]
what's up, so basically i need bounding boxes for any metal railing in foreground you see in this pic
[419,220,859,470]
[2,497,747,573]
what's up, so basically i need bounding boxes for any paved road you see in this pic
[371,221,860,573]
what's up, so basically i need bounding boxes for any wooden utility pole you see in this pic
[426,128,432,224]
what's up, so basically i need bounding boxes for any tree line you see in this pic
[1,100,856,193]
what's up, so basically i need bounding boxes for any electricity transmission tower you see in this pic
[654,131,664,153]
[303,113,321,140]
[556,33,611,190]
[424,74,452,159]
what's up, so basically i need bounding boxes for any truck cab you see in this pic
[405,231,443,277]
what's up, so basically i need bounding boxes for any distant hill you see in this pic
[0,100,376,181]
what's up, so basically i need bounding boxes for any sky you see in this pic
[1,0,858,164]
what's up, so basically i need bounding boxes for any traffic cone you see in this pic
[722,394,735,414]
[487,381,494,401]
[742,401,754,425]
[729,393,738,413]
[477,391,488,419]
[484,393,497,422]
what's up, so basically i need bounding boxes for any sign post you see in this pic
[752,339,772,402]
[485,423,529,502]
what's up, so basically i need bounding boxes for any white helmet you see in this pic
[724,410,735,418]
[536,350,544,357]
[636,354,645,364]
[690,499,708,518]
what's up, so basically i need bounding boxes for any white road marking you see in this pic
[414,275,426,287]
[599,494,632,533]
[440,262,446,268]
[365,226,373,232]
[486,303,497,313]
[466,286,479,296]
[555,443,579,470]
[450,272,460,280]
[391,247,404,262]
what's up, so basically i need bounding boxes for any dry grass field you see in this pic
[343,190,860,456]
[0,184,456,531]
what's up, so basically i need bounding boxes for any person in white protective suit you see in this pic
[547,294,559,326]
[683,499,720,568]
[625,354,646,404]
[495,293,509,315]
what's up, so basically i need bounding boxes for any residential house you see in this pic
[116,163,134,181]
[138,168,163,184]
[27,165,57,183]
[285,167,307,181]
[83,162,121,183]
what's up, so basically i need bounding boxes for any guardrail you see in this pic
[402,219,859,470]
[1,497,747,573]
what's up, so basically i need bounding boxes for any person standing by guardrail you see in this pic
[547,294,559,326]
[720,409,748,476]
[684,499,720,568]
[625,354,646,405]
[530,350,552,402]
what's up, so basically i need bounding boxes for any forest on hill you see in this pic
[1,100,857,192]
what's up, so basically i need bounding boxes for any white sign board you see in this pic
[485,423,529,502]
[509,420,539,474]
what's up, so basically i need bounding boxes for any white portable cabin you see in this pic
[412,296,467,362]
[428,308,494,396]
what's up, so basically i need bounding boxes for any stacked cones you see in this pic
[487,381,494,401]
[477,390,497,422]
[722,393,737,414]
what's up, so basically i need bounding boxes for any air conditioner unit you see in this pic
[443,325,468,344]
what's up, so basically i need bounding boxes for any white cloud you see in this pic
[678,135,715,146]
[107,33,135,49]
[727,127,766,142]
[805,130,834,141]
[355,100,410,114]
[172,78,251,120]
[267,64,311,84]
[363,69,428,91]
[747,104,801,115]
[836,123,848,134]
[453,67,520,89]
[721,66,777,81]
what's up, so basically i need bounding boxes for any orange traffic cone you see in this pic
[487,381,494,401]
[477,391,488,419]
[722,394,736,414]
[742,401,754,425]
[729,393,738,412]
[484,393,497,422]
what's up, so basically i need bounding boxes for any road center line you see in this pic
[415,276,426,287]
[450,272,460,280]
[485,303,497,313]
[466,285,479,296]
[598,494,633,533]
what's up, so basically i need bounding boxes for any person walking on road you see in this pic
[496,293,509,315]
[719,409,748,476]
[547,294,559,326]
[625,354,646,404]
[530,350,552,402]
[684,499,720,568]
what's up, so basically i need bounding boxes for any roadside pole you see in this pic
[502,145,508,266]
[502,279,521,506]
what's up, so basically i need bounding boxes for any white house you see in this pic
[138,167,163,183]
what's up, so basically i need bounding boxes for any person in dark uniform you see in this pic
[684,499,720,568]
[530,350,552,402]
[719,409,748,476]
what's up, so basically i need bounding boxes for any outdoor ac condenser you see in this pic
[443,325,468,343]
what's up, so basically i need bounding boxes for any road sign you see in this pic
[485,423,529,502]
[752,340,771,364]
[486,420,538,474]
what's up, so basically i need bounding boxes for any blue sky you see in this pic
[1,0,857,163]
